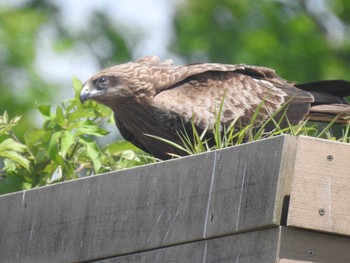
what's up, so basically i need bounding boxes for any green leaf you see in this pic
[60,131,75,157]
[75,123,109,137]
[22,182,32,190]
[37,104,51,118]
[3,111,9,124]
[55,106,65,126]
[10,115,22,125]
[0,151,31,171]
[3,159,16,172]
[79,138,101,172]
[0,138,27,153]
[72,77,83,97]
[86,143,99,160]
[105,140,142,155]
[67,109,98,122]
[120,150,137,160]
[48,131,61,160]
[95,104,113,117]
[0,174,27,195]
[24,128,48,147]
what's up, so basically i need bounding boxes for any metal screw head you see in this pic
[210,214,214,222]
[308,250,315,257]
[319,208,326,216]
[326,155,333,161]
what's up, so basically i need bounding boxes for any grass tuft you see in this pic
[150,100,350,158]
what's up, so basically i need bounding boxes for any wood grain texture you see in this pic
[203,135,296,237]
[279,227,350,263]
[288,136,350,237]
[1,135,350,262]
[98,227,350,263]
[101,227,280,263]
[0,136,290,263]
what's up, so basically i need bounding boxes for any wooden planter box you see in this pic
[0,135,349,262]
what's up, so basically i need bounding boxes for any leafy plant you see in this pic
[0,78,154,195]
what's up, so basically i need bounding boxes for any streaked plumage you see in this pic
[80,55,350,159]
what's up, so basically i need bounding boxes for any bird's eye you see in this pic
[97,76,109,89]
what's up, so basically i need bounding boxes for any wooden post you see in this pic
[288,136,350,236]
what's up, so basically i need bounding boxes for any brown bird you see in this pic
[80,55,350,159]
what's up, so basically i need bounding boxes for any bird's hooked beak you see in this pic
[80,85,90,103]
[80,83,99,103]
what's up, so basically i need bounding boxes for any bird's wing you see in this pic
[152,64,314,129]
[135,55,174,67]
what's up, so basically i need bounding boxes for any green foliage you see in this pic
[0,6,55,138]
[0,3,132,139]
[173,0,350,82]
[0,79,154,195]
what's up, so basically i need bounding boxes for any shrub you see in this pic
[0,78,154,194]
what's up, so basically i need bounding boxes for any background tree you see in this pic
[0,4,54,137]
[172,0,350,82]
[0,0,131,138]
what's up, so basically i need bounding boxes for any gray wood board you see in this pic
[100,227,350,263]
[279,227,350,263]
[101,227,280,263]
[0,136,289,263]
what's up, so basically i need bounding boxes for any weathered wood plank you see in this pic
[0,136,291,263]
[101,227,281,263]
[0,175,103,263]
[99,227,350,263]
[203,135,297,237]
[279,227,350,262]
[0,155,215,263]
[288,136,350,237]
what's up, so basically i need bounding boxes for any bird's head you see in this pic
[80,70,131,107]
[80,61,156,108]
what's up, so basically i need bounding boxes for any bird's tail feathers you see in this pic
[296,80,350,124]
[295,80,350,98]
[307,104,350,124]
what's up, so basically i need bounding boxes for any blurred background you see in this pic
[1,0,350,139]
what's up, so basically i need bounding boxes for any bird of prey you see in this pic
[80,55,350,159]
